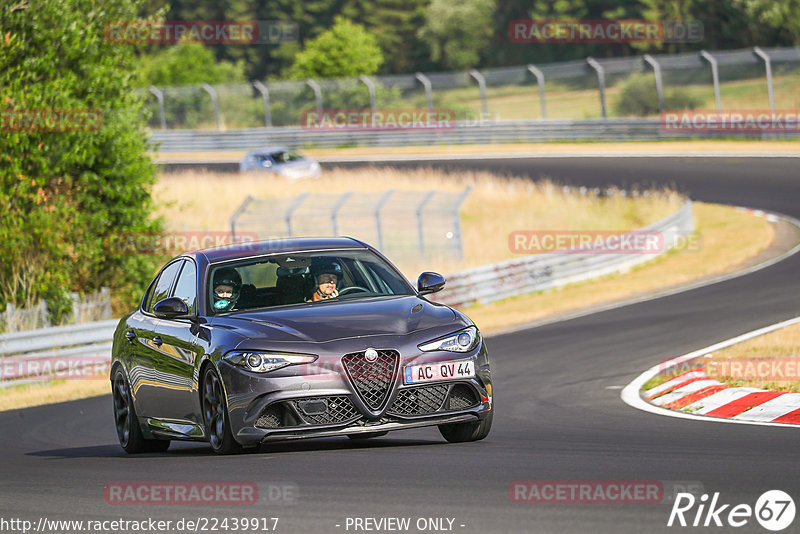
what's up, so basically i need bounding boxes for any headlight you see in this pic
[224,350,318,373]
[418,326,480,353]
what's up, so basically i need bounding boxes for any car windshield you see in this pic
[269,151,302,163]
[208,249,414,314]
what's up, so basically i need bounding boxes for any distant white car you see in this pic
[240,146,321,179]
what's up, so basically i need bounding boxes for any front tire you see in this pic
[438,410,492,443]
[112,368,170,453]
[202,366,243,455]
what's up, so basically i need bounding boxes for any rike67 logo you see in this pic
[668,490,795,531]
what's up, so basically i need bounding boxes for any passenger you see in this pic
[212,267,242,311]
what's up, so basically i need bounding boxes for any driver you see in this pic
[308,261,341,302]
[212,267,242,312]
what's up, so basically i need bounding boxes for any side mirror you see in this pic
[153,297,190,319]
[417,272,446,295]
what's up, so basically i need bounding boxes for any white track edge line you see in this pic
[621,315,800,427]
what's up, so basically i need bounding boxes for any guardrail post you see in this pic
[526,65,547,119]
[415,72,434,116]
[71,292,81,324]
[229,195,254,241]
[451,186,472,261]
[468,69,489,117]
[416,191,436,259]
[100,287,112,320]
[201,83,221,130]
[586,57,607,119]
[306,79,323,118]
[700,50,721,112]
[374,189,394,252]
[753,47,775,111]
[643,54,665,114]
[330,192,352,236]
[285,193,308,237]
[148,85,167,130]
[252,81,273,127]
[39,298,51,328]
[5,303,16,333]
[359,75,377,113]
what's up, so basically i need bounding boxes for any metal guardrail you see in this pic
[0,320,117,386]
[0,201,692,384]
[435,200,694,308]
[150,119,798,153]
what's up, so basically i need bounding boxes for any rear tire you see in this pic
[112,368,170,453]
[202,366,243,455]
[438,410,492,443]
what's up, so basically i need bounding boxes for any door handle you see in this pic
[153,336,163,347]
[125,331,137,343]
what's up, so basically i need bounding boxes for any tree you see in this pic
[137,43,247,86]
[289,15,383,79]
[0,0,163,319]
[418,0,497,70]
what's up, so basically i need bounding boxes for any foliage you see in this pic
[417,0,496,70]
[0,0,163,319]
[613,73,703,116]
[289,16,383,79]
[137,43,247,87]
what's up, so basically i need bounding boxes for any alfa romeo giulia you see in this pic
[110,237,492,454]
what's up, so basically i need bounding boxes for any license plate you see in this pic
[404,359,474,384]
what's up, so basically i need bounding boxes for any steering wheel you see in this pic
[338,286,370,295]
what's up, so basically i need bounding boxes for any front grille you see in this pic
[291,396,359,425]
[447,383,480,410]
[255,396,360,429]
[342,350,399,411]
[389,384,449,416]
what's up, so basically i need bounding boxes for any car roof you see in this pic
[244,146,290,156]
[185,236,369,264]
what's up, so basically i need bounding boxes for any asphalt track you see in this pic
[2,157,800,533]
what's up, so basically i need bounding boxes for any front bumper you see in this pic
[218,341,492,447]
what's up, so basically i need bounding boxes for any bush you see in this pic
[0,0,164,318]
[614,73,703,117]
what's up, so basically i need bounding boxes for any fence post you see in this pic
[359,75,377,113]
[285,193,308,237]
[148,85,167,130]
[416,191,436,259]
[201,83,221,130]
[5,303,16,333]
[643,54,665,114]
[700,50,721,112]
[100,287,112,320]
[71,292,81,324]
[451,186,472,261]
[753,47,775,111]
[468,69,489,117]
[39,299,51,328]
[586,57,607,119]
[306,79,323,118]
[252,81,273,127]
[414,73,434,116]
[374,189,394,252]
[526,64,547,119]
[330,192,352,236]
[229,195,254,241]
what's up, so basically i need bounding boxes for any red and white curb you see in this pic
[621,316,800,427]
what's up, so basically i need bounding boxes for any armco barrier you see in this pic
[0,201,692,384]
[435,200,693,308]
[150,119,799,153]
[0,320,117,386]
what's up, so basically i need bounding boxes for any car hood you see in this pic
[213,295,461,344]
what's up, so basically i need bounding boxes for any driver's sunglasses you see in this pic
[318,275,337,285]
